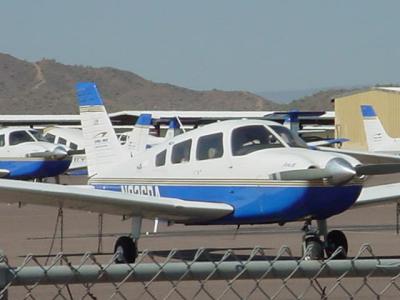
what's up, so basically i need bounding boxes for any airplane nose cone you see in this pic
[325,158,356,185]
[52,146,68,159]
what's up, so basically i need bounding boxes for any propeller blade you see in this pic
[270,168,331,181]
[67,149,85,156]
[355,163,400,176]
[270,158,356,185]
[27,147,69,159]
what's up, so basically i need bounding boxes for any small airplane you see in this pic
[43,127,87,175]
[0,127,71,180]
[42,115,176,176]
[361,105,400,155]
[0,83,400,264]
[265,110,348,147]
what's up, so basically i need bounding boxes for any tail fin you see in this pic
[165,118,181,140]
[360,105,394,152]
[76,82,128,177]
[125,113,153,155]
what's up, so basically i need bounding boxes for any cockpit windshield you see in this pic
[29,130,49,142]
[231,125,283,156]
[269,125,308,148]
[9,130,35,145]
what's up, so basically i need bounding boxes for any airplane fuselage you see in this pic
[89,120,364,225]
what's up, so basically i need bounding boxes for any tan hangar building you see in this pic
[334,87,400,150]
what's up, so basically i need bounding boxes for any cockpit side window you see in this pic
[231,125,283,156]
[171,139,192,164]
[196,133,223,160]
[155,150,166,167]
[58,137,67,145]
[29,130,48,142]
[0,135,5,147]
[269,125,308,148]
[9,131,35,146]
[69,142,78,150]
[45,133,56,143]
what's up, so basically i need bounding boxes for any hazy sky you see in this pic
[1,1,399,92]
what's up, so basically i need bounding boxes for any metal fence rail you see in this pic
[1,244,400,299]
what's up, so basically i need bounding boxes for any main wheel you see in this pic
[303,236,324,260]
[114,236,138,264]
[325,230,348,259]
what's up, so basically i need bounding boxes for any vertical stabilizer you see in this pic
[125,113,153,155]
[76,82,128,177]
[360,105,394,152]
[165,118,181,140]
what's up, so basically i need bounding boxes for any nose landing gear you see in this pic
[113,216,142,264]
[302,219,348,260]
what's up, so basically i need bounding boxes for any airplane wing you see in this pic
[0,179,233,222]
[308,138,349,147]
[354,183,400,207]
[318,147,400,163]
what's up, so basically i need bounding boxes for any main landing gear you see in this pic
[302,219,348,260]
[113,216,142,264]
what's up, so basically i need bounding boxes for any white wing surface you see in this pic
[0,180,233,222]
[318,147,400,164]
[355,183,400,207]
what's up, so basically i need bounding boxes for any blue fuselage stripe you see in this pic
[94,183,363,225]
[0,160,71,179]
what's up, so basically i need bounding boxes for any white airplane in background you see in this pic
[0,127,71,179]
[361,105,400,155]
[0,83,400,264]
[43,115,177,175]
[43,127,87,175]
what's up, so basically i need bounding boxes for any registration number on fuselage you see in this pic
[121,185,160,197]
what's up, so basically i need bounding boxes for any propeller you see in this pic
[270,158,400,186]
[26,147,69,160]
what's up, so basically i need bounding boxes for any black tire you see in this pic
[303,237,324,260]
[114,236,138,264]
[325,230,348,259]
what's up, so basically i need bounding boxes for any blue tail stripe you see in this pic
[76,82,104,106]
[136,114,152,126]
[361,105,376,117]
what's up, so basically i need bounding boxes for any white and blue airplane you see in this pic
[361,105,400,155]
[0,83,399,263]
[0,127,71,179]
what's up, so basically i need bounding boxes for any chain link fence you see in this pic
[1,244,400,299]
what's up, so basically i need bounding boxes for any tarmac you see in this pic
[0,174,399,264]
[1,174,400,298]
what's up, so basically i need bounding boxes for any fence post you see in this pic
[0,262,9,300]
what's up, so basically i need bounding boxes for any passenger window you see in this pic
[69,142,78,150]
[196,133,223,160]
[171,140,192,164]
[45,133,56,143]
[58,137,67,145]
[29,130,48,142]
[9,131,34,146]
[0,135,5,147]
[155,150,166,167]
[231,125,283,156]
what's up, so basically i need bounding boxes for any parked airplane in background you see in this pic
[43,115,177,175]
[0,127,71,179]
[43,127,86,175]
[266,110,347,147]
[361,105,400,155]
[0,83,399,264]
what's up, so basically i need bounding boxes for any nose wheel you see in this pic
[114,236,138,264]
[302,220,348,260]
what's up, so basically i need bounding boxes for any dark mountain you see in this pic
[0,53,283,114]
